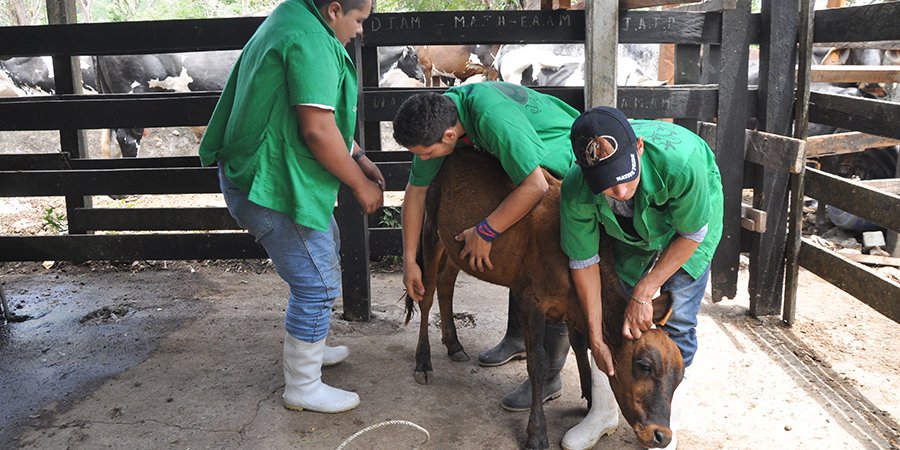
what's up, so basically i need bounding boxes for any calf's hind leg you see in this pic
[436,261,468,362]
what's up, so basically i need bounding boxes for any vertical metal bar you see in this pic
[784,0,815,325]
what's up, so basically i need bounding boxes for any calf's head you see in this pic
[610,329,684,449]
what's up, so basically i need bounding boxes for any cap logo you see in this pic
[583,135,618,166]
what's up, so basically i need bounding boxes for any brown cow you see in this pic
[415,45,500,87]
[405,148,682,449]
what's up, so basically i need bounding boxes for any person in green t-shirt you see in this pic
[558,107,723,450]
[198,0,383,415]
[392,82,577,412]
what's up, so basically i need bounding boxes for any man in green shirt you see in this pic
[393,82,577,411]
[558,107,723,450]
[199,0,383,414]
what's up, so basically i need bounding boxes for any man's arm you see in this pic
[351,141,385,191]
[623,235,700,340]
[402,183,428,301]
[455,167,549,272]
[296,106,382,214]
[571,263,615,376]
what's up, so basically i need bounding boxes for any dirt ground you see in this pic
[1,128,899,449]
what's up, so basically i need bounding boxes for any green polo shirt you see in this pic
[408,82,578,186]
[560,120,724,286]
[199,0,358,231]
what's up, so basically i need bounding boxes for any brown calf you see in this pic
[406,149,682,449]
[414,45,500,87]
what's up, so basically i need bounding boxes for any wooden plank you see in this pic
[336,184,372,321]
[799,238,900,324]
[369,228,402,260]
[809,91,900,140]
[810,65,900,83]
[843,253,900,268]
[813,2,900,44]
[0,92,218,131]
[0,17,261,57]
[0,168,220,197]
[362,10,722,46]
[69,207,239,231]
[585,0,618,108]
[697,122,806,173]
[741,202,767,233]
[785,0,816,326]
[362,86,726,122]
[814,41,900,50]
[710,0,751,303]
[746,129,805,174]
[0,233,267,262]
[621,0,700,9]
[673,43,701,131]
[806,132,900,158]
[805,167,900,231]
[859,178,900,195]
[670,0,737,12]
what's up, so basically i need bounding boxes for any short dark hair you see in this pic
[314,0,369,12]
[392,93,459,147]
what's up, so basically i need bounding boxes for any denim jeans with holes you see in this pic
[622,265,709,368]
[218,166,342,343]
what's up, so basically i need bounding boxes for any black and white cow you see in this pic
[0,56,97,94]
[93,54,184,158]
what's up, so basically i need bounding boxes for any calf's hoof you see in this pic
[413,369,433,385]
[449,349,470,362]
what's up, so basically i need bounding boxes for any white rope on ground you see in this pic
[336,419,430,450]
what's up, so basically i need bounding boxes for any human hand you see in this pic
[403,262,425,302]
[455,226,494,272]
[622,295,654,340]
[352,180,384,215]
[591,340,615,377]
[356,154,385,191]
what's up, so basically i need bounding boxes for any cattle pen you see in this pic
[1,0,899,448]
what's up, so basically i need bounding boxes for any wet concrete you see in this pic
[0,265,213,446]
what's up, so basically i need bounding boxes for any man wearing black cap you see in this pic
[558,107,723,450]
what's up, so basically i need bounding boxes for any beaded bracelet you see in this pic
[475,218,500,242]
[631,296,652,306]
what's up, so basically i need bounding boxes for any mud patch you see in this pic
[79,305,130,325]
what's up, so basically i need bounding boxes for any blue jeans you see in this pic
[622,265,709,367]
[218,166,342,343]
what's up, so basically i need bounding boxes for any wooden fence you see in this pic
[0,0,809,321]
[784,1,900,325]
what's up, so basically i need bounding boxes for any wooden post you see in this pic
[749,0,800,317]
[340,36,372,321]
[784,0,814,325]
[710,0,751,303]
[46,0,91,235]
[673,43,701,132]
[585,0,618,108]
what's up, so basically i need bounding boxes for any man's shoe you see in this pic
[500,374,563,412]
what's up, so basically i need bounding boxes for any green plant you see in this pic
[42,206,68,234]
[378,206,401,228]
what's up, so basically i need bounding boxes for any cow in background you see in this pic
[0,56,97,94]
[415,44,500,87]
[93,54,184,158]
[378,45,424,83]
[494,43,663,87]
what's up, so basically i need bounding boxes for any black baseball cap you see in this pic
[570,106,639,194]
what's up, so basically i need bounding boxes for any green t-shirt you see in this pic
[560,120,724,286]
[198,0,358,231]
[408,82,578,186]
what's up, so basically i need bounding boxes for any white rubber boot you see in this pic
[562,355,620,450]
[323,343,349,367]
[282,334,360,413]
[660,365,690,449]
